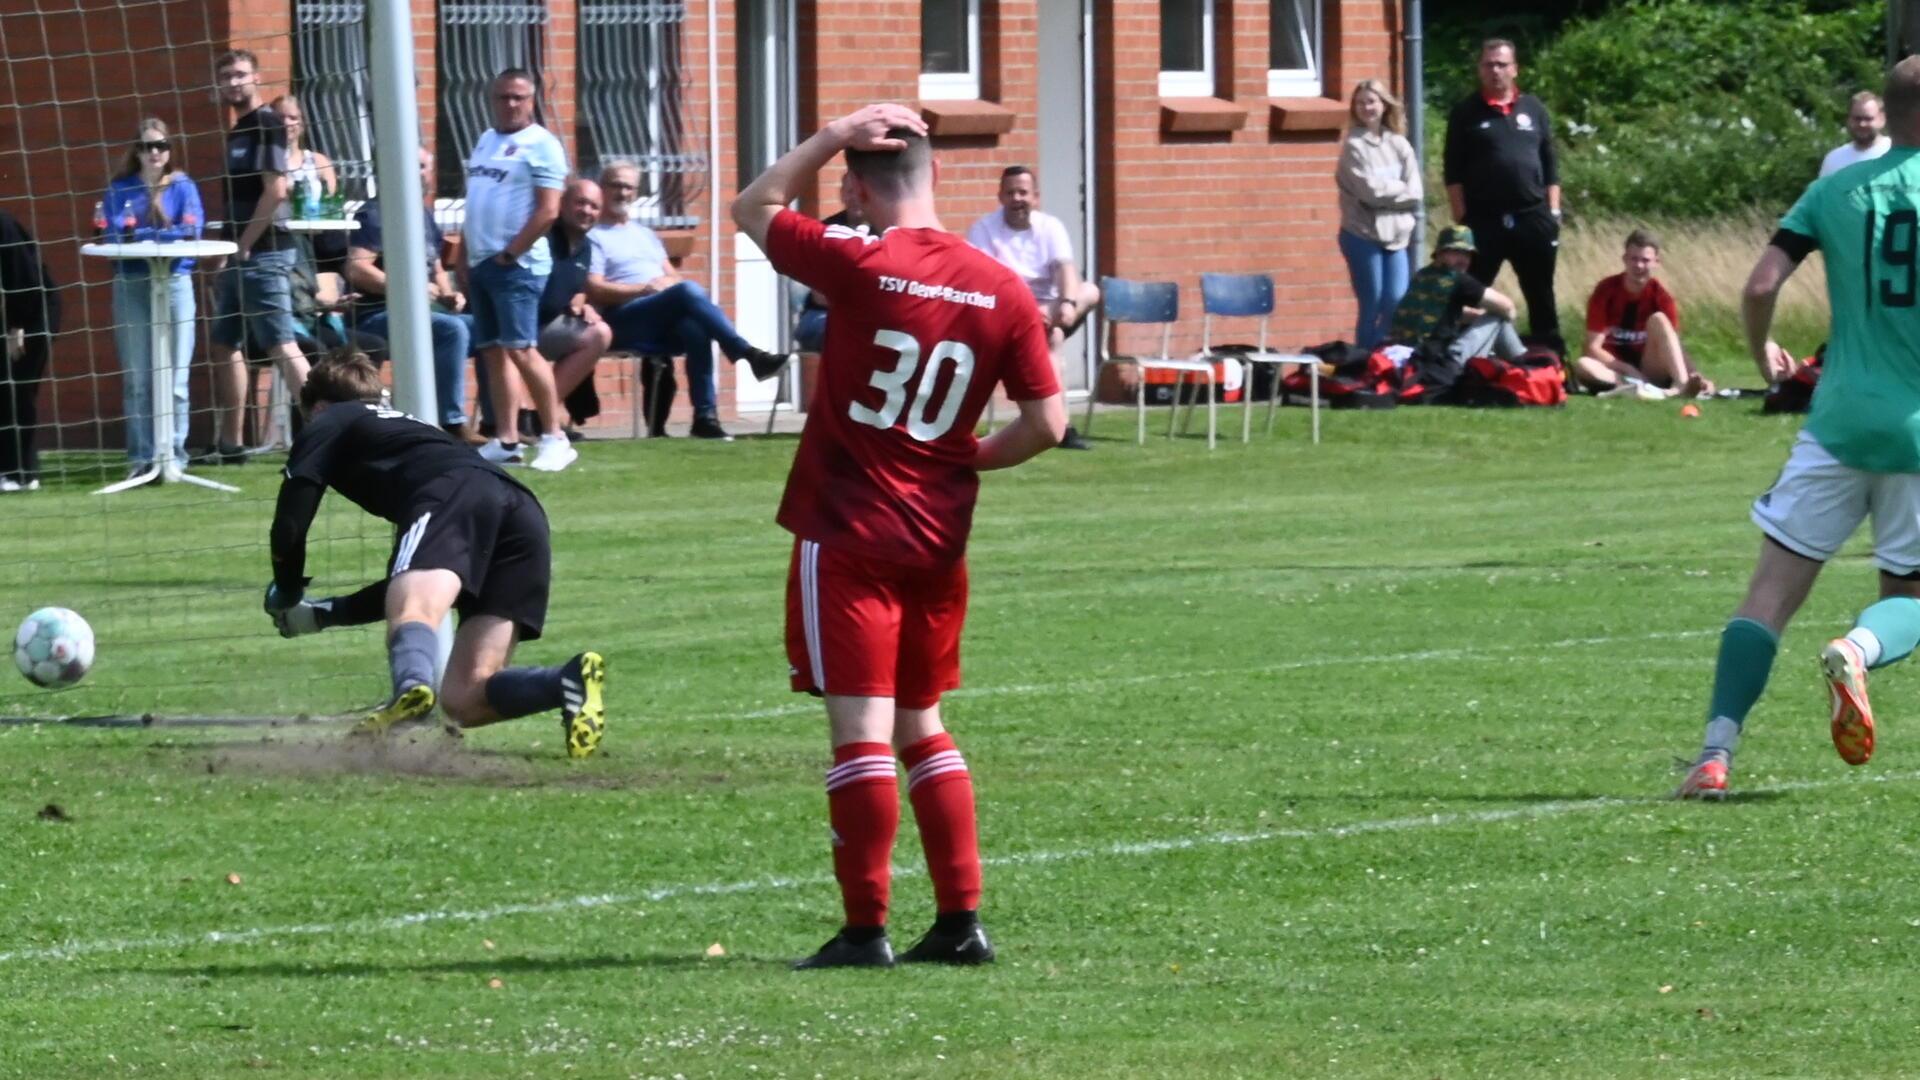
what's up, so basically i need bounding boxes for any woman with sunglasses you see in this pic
[104,118,204,475]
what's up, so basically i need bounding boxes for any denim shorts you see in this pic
[469,257,546,350]
[210,248,298,352]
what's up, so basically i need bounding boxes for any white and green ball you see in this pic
[14,607,94,689]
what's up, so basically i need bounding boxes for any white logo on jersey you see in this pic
[1516,113,1534,131]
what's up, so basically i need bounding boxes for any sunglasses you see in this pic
[140,140,171,153]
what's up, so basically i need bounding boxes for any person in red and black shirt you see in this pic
[732,103,1067,971]
[1573,228,1710,396]
[1443,38,1563,351]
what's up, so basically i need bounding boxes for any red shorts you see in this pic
[785,538,969,708]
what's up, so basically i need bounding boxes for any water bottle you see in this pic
[297,178,321,219]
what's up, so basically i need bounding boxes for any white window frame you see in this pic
[919,0,982,101]
[1267,0,1324,99]
[1157,0,1215,98]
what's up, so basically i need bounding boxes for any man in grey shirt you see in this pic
[586,161,788,440]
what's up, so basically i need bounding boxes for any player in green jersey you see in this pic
[1679,58,1920,799]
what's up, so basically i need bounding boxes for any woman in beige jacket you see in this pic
[1335,79,1423,347]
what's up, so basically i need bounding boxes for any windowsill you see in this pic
[918,99,1017,137]
[657,229,697,261]
[1159,97,1249,134]
[1268,97,1347,133]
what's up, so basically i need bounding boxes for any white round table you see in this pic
[80,240,241,495]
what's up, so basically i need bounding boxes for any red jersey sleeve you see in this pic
[1585,279,1613,334]
[999,296,1060,401]
[1656,282,1681,331]
[764,207,872,305]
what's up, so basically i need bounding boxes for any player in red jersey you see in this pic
[733,104,1067,970]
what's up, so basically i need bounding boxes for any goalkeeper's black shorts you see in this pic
[388,468,552,641]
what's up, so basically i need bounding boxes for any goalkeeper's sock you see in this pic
[1851,597,1920,669]
[1700,617,1779,760]
[387,621,439,698]
[317,581,389,629]
[483,664,565,720]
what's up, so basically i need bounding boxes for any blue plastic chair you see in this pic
[1089,276,1219,448]
[1198,273,1321,444]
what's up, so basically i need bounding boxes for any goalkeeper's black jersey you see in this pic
[281,401,529,524]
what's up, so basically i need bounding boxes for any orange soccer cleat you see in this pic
[1821,638,1876,766]
[1674,755,1729,801]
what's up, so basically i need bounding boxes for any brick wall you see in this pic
[1099,0,1403,356]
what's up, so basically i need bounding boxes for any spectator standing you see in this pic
[1820,91,1892,178]
[1573,229,1710,397]
[345,147,483,443]
[1389,225,1525,366]
[0,208,60,493]
[462,67,573,472]
[105,118,204,476]
[1335,79,1422,348]
[271,94,337,205]
[966,165,1099,449]
[1443,38,1563,351]
[585,161,789,440]
[204,49,309,464]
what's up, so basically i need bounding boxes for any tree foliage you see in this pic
[1426,1,1886,218]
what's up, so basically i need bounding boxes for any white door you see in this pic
[1037,0,1096,394]
[733,0,798,414]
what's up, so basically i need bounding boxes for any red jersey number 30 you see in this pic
[850,330,977,442]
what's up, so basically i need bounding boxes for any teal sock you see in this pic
[1706,617,1779,734]
[1855,596,1920,669]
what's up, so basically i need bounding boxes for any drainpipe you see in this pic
[1405,0,1425,252]
[708,0,721,299]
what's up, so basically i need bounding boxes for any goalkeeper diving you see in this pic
[264,349,607,757]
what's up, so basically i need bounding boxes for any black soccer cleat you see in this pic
[743,347,795,384]
[1058,425,1093,451]
[898,919,996,966]
[792,929,895,970]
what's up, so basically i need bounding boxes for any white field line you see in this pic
[717,628,1719,722]
[5,764,1910,967]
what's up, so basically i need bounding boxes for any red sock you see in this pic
[825,741,898,928]
[901,732,981,914]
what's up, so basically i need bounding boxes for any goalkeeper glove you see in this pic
[263,580,307,615]
[271,600,326,638]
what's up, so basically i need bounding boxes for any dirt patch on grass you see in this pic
[204,729,533,785]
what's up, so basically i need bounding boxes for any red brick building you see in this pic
[0,0,1404,444]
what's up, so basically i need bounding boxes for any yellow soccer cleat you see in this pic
[561,652,606,760]
[355,684,437,737]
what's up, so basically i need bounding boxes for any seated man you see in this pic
[795,170,866,353]
[1389,225,1526,366]
[1573,228,1710,397]
[966,165,1099,449]
[587,161,789,440]
[344,147,484,443]
[536,177,613,431]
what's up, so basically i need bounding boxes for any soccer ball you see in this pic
[14,607,95,689]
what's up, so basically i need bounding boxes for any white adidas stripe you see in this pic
[390,512,432,575]
[801,541,827,689]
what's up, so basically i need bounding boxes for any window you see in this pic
[1158,0,1214,98]
[436,0,548,196]
[1268,0,1323,98]
[920,0,981,100]
[291,0,375,198]
[577,0,707,227]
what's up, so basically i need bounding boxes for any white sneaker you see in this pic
[529,434,578,473]
[477,438,525,464]
[0,477,36,493]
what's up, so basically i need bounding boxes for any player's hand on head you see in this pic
[833,104,928,151]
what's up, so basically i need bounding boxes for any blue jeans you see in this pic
[1338,229,1410,350]
[468,258,546,350]
[210,248,298,352]
[605,282,752,415]
[360,308,473,427]
[112,272,194,466]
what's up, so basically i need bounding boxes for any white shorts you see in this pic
[1752,430,1920,574]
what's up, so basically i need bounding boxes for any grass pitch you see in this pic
[5,382,1920,1078]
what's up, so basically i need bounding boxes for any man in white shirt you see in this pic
[585,161,789,440]
[966,165,1099,449]
[1820,91,1891,177]
[464,68,573,471]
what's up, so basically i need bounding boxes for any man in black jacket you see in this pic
[0,208,60,492]
[1443,38,1563,351]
